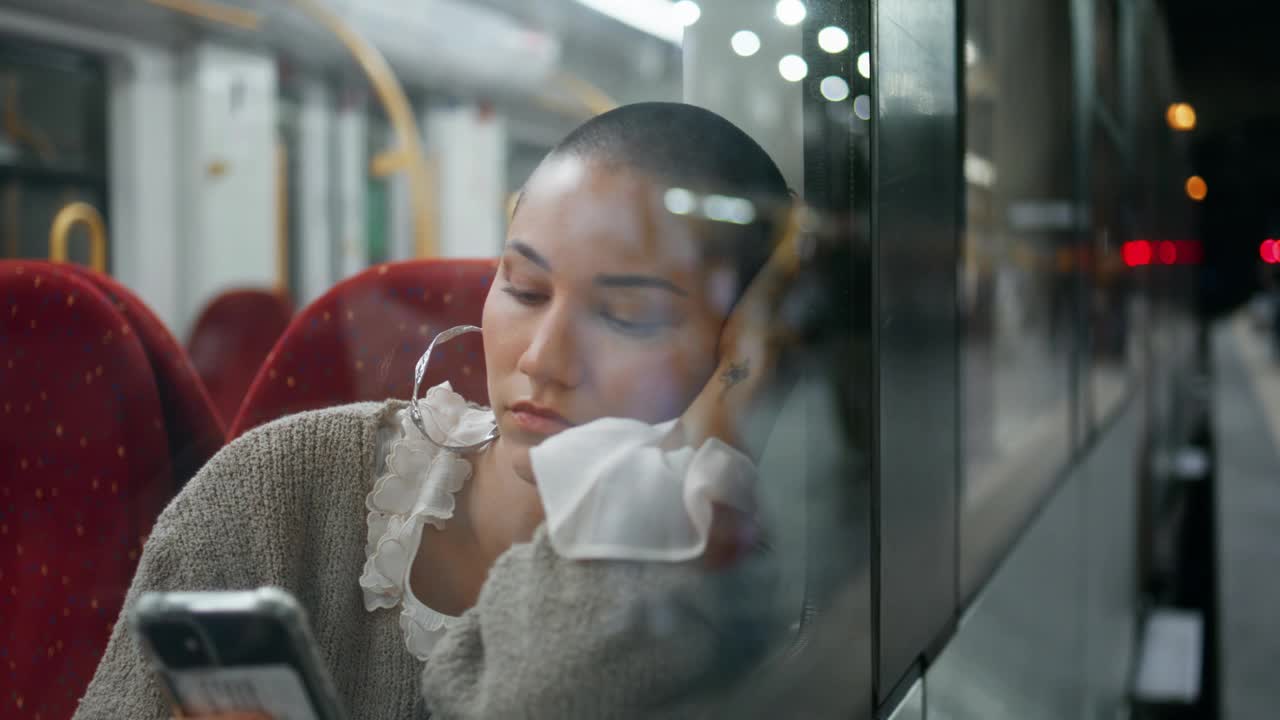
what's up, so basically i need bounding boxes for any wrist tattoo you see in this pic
[721,359,750,391]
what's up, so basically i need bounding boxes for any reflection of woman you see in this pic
[76,102,795,718]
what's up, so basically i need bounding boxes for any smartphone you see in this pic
[130,588,348,720]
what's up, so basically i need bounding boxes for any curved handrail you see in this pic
[145,0,621,258]
[287,0,438,257]
[48,201,108,272]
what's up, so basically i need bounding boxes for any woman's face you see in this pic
[482,156,730,483]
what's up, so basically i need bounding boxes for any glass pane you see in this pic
[961,0,1077,592]
[2,1,875,717]
[0,38,108,266]
[0,40,107,175]
[1088,127,1135,423]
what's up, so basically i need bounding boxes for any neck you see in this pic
[459,437,544,567]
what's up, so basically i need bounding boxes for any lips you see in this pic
[508,401,574,436]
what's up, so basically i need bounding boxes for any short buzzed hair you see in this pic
[524,102,791,299]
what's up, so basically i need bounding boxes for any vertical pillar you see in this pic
[296,77,335,303]
[426,103,508,257]
[108,45,182,331]
[333,86,369,278]
[177,42,279,331]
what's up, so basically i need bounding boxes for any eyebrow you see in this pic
[595,275,688,297]
[507,240,551,271]
[505,239,687,297]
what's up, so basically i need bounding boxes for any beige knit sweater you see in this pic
[73,401,777,719]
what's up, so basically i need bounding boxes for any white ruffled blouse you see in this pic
[359,382,758,662]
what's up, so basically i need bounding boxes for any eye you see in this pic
[602,315,664,337]
[599,307,673,338]
[502,285,548,306]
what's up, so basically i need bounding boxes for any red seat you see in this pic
[188,289,294,427]
[59,264,226,485]
[229,259,495,439]
[0,261,172,720]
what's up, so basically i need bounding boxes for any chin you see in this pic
[511,455,537,485]
[499,437,538,485]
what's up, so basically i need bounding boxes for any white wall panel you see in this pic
[177,42,278,331]
[333,91,368,277]
[427,104,507,258]
[296,77,335,304]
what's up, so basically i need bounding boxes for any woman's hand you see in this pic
[675,203,803,460]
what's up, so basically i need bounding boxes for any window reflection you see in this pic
[0,0,874,716]
[961,0,1076,591]
[0,39,108,268]
[1088,127,1135,423]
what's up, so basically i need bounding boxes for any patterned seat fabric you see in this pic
[0,261,172,720]
[230,259,496,439]
[187,289,294,427]
[59,264,226,485]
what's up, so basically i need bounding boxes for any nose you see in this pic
[516,299,585,389]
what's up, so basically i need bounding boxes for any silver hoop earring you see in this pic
[409,325,499,453]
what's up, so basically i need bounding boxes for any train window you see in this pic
[1088,124,1134,424]
[1094,0,1120,118]
[0,37,108,268]
[2,1,873,718]
[960,0,1078,593]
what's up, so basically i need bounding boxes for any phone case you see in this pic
[130,588,349,720]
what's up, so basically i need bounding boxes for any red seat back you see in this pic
[59,264,226,485]
[230,259,495,439]
[188,289,294,426]
[0,261,172,720]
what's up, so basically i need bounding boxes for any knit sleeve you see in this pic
[420,527,777,719]
[72,438,267,720]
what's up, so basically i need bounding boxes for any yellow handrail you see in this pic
[48,201,108,272]
[145,0,620,258]
[146,0,260,30]
[287,0,438,258]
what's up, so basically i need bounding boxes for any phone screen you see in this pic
[139,614,327,720]
[168,664,320,720]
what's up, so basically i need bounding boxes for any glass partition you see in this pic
[0,1,876,717]
[960,0,1078,594]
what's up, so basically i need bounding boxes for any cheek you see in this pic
[592,337,718,423]
[481,293,526,389]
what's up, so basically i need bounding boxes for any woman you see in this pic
[74,102,796,719]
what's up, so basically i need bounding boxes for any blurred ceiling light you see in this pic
[573,0,695,44]
[854,94,872,120]
[1185,175,1207,201]
[1166,102,1196,131]
[673,0,702,26]
[820,75,850,102]
[964,39,979,66]
[857,51,871,79]
[704,194,756,225]
[964,152,997,188]
[818,26,849,53]
[664,187,696,215]
[775,0,806,26]
[731,30,761,57]
[778,54,808,82]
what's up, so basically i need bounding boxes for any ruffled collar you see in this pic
[359,382,495,660]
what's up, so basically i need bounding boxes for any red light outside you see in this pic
[1122,240,1152,267]
[1263,239,1279,264]
[1175,240,1202,265]
[1157,241,1178,264]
